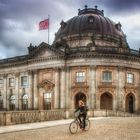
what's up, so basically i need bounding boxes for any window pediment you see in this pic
[38,79,54,91]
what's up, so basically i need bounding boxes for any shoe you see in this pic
[82,128,86,131]
[80,123,84,129]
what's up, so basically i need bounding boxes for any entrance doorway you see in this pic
[126,93,135,113]
[75,92,86,108]
[100,92,113,110]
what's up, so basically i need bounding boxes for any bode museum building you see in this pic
[0,5,140,123]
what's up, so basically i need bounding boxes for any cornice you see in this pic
[67,52,140,62]
[0,51,140,69]
[0,55,65,68]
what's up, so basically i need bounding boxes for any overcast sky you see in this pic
[0,0,140,58]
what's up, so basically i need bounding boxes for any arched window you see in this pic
[100,92,113,110]
[75,92,86,108]
[9,95,16,110]
[22,94,28,110]
[126,93,135,113]
[44,93,52,110]
[0,94,3,111]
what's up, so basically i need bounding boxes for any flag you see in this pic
[39,19,49,30]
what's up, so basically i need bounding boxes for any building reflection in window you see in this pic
[22,94,28,110]
[9,95,16,110]
[44,93,52,110]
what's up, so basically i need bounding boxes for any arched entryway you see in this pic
[100,92,113,110]
[75,92,86,108]
[126,93,135,113]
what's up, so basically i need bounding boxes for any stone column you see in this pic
[65,67,70,109]
[3,74,7,110]
[54,68,60,109]
[33,70,39,110]
[113,95,116,111]
[15,72,20,110]
[95,67,100,110]
[89,66,96,109]
[60,68,66,109]
[113,67,120,110]
[28,71,33,110]
[135,95,138,112]
[117,67,124,111]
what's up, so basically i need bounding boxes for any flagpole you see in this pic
[48,15,50,44]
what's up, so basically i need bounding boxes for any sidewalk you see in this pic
[0,117,102,134]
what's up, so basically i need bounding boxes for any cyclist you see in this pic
[74,100,88,130]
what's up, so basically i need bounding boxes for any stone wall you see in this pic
[0,110,139,126]
[0,110,66,126]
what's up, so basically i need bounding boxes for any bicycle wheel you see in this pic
[69,121,78,134]
[85,119,90,131]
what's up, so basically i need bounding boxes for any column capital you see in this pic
[33,69,39,74]
[53,67,60,72]
[15,72,20,77]
[117,66,125,71]
[60,66,66,71]
[28,70,33,75]
[89,65,97,70]
[0,74,8,78]
[60,66,70,72]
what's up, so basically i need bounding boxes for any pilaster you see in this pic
[15,72,20,110]
[33,70,39,110]
[3,74,7,110]
[65,67,70,109]
[28,70,33,110]
[60,67,66,109]
[118,67,125,111]
[89,66,96,109]
[54,68,60,109]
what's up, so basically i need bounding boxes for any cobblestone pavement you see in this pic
[0,117,140,140]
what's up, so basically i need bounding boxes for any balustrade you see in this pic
[0,109,139,126]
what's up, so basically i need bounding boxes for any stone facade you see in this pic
[0,51,140,113]
[0,6,140,116]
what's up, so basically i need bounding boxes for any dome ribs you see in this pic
[55,6,127,49]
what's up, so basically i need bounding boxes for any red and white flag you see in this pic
[39,19,49,30]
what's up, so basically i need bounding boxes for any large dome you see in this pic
[54,5,128,48]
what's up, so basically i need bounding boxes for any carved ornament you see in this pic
[38,79,54,92]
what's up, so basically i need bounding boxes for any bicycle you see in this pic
[69,112,90,134]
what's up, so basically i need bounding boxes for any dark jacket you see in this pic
[75,105,88,115]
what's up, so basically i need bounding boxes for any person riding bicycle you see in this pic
[74,100,88,130]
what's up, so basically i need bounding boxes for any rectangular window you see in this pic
[21,76,28,86]
[127,73,134,84]
[9,78,15,87]
[44,93,52,110]
[76,72,85,83]
[0,79,3,88]
[102,71,112,82]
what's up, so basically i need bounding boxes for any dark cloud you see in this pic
[102,0,140,14]
[0,0,140,58]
